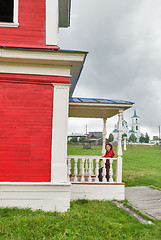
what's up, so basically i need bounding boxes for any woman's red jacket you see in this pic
[103,149,115,165]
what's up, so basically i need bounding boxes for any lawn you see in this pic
[122,144,161,188]
[0,144,160,239]
[0,200,161,240]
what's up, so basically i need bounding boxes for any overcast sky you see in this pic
[59,0,161,139]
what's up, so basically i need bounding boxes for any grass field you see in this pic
[0,144,160,239]
[0,200,161,240]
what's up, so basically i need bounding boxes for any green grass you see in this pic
[0,201,161,240]
[122,145,161,188]
[0,144,160,239]
[67,144,103,156]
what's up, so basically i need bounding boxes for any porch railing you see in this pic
[67,156,118,183]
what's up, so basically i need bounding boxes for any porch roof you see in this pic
[69,97,134,118]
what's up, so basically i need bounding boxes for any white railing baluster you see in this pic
[109,159,114,183]
[80,157,85,182]
[95,157,99,183]
[79,157,82,182]
[85,158,88,176]
[88,158,92,182]
[91,159,94,175]
[67,157,71,182]
[67,155,118,184]
[102,158,106,182]
[73,157,78,182]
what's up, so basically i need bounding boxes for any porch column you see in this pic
[116,109,123,183]
[102,118,107,155]
[51,83,70,183]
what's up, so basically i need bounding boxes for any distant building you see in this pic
[68,133,85,141]
[131,110,140,142]
[88,132,102,139]
[85,132,102,145]
[150,137,161,145]
[111,110,141,142]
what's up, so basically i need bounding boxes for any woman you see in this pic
[98,143,115,182]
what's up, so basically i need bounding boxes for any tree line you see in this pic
[108,132,150,143]
[68,133,150,143]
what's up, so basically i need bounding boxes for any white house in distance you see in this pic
[112,110,140,142]
[0,0,134,212]
[68,133,85,142]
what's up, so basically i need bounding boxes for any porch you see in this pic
[68,97,134,201]
[67,155,125,200]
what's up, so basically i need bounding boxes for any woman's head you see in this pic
[106,143,113,151]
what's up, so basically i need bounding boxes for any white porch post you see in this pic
[51,83,70,183]
[102,118,107,155]
[116,109,123,183]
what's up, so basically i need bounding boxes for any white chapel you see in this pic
[112,110,141,142]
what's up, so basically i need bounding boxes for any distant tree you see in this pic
[139,133,145,143]
[129,133,137,143]
[79,137,86,142]
[70,137,78,142]
[108,133,114,142]
[144,132,150,143]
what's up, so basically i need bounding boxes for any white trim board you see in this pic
[51,84,70,183]
[46,0,58,45]
[0,62,71,77]
[0,48,87,64]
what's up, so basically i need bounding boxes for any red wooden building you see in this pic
[0,0,87,211]
[0,0,134,212]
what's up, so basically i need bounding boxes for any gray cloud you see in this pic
[60,0,161,137]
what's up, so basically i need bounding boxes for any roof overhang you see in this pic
[59,0,71,28]
[0,47,87,96]
[69,97,134,118]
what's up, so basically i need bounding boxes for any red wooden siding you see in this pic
[0,73,70,85]
[0,82,53,182]
[0,0,59,49]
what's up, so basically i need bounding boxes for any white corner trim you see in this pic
[51,84,70,183]
[46,0,58,45]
